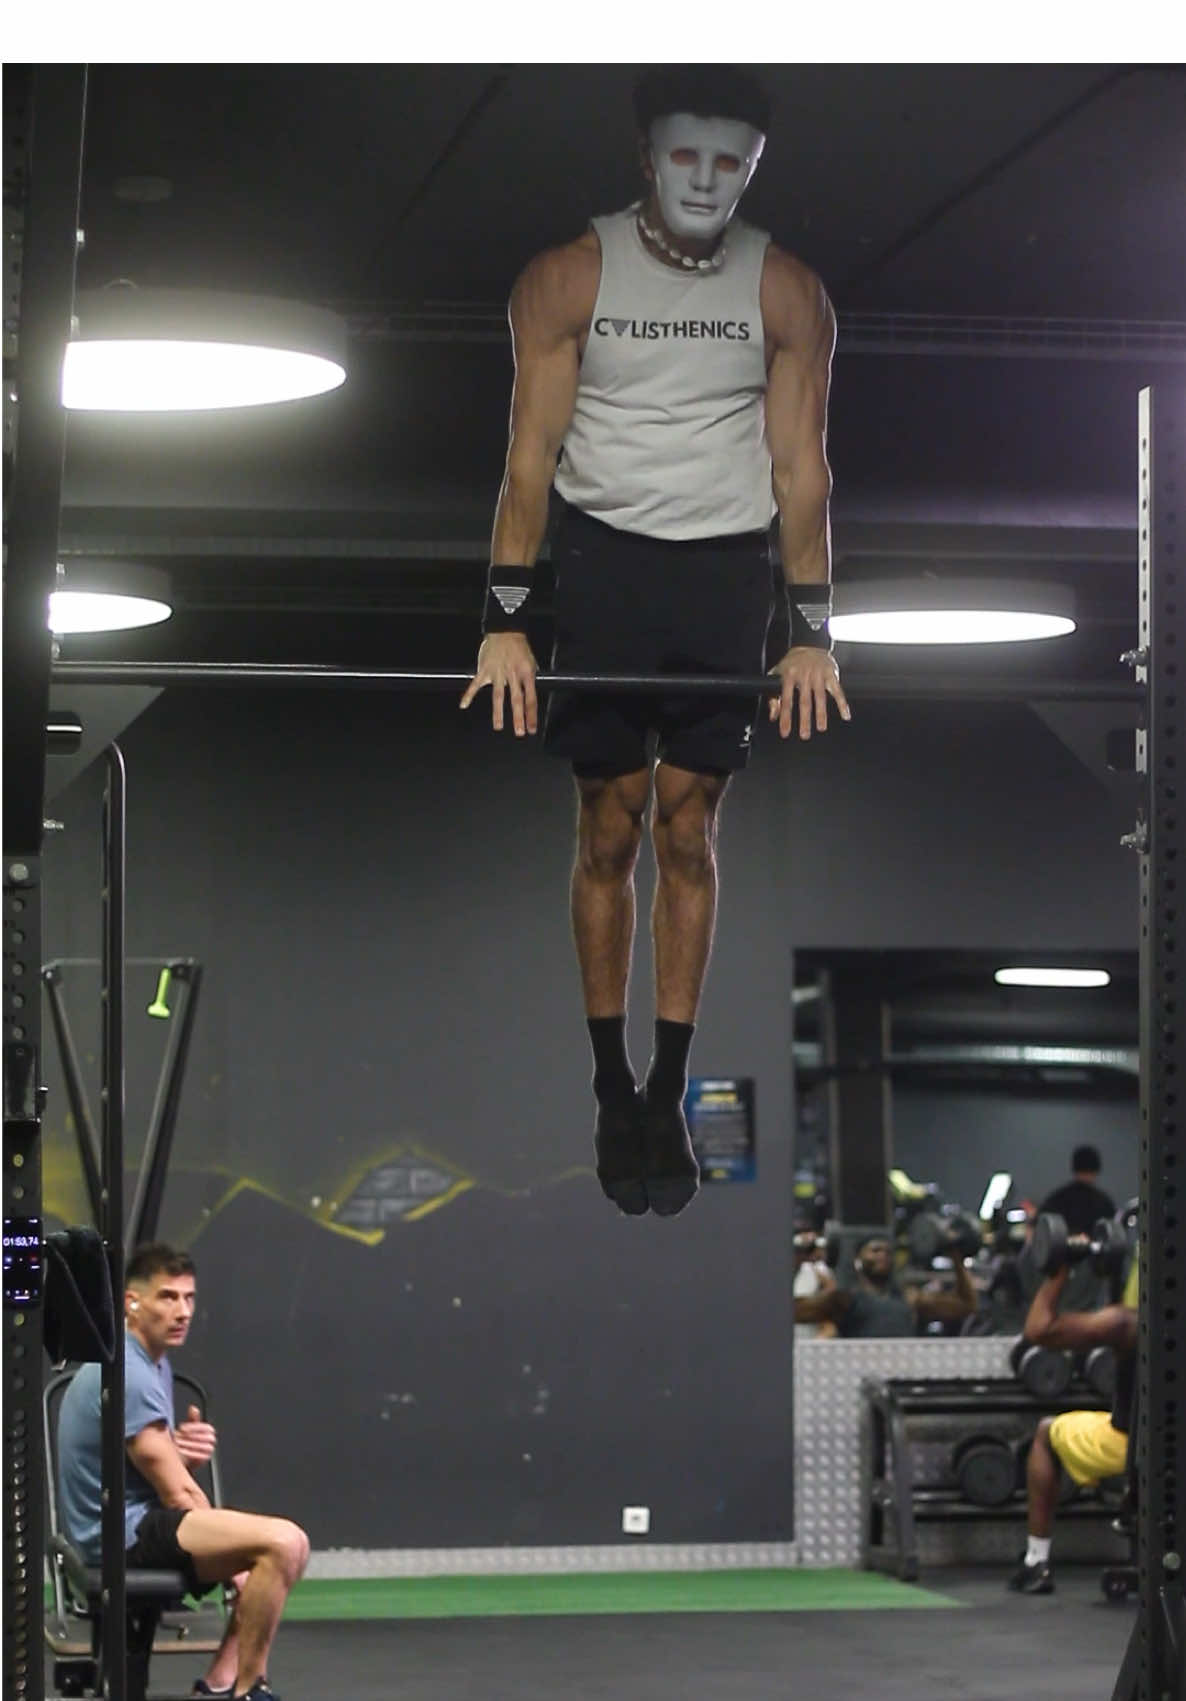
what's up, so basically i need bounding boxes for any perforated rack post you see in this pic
[1130,383,1186,1701]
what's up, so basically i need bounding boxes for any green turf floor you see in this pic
[281,1568,961,1621]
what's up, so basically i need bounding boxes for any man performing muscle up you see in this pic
[462,65,850,1218]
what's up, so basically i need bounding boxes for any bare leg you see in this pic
[571,770,650,1213]
[178,1509,310,1694]
[651,764,729,1023]
[571,770,649,1016]
[640,764,729,1215]
[202,1572,247,1689]
[1026,1418,1062,1539]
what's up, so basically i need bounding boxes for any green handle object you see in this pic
[147,967,172,1019]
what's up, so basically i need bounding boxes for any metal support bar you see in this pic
[340,301,1186,363]
[3,856,44,1701]
[2,65,87,850]
[42,963,104,1224]
[50,660,1144,704]
[1133,383,1186,1701]
[100,744,128,1700]
[127,962,203,1255]
[3,62,86,1701]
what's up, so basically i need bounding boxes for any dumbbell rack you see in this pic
[860,1376,1118,1582]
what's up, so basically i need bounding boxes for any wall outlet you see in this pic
[622,1505,650,1535]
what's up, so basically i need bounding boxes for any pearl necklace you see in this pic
[635,206,727,273]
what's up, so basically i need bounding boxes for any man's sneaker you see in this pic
[1007,1555,1054,1594]
[594,1093,649,1216]
[639,1092,700,1217]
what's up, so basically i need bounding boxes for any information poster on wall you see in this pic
[684,1077,756,1183]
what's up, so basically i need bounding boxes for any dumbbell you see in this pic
[1076,1345,1117,1400]
[1101,1568,1136,1603]
[951,1433,1017,1507]
[1031,1213,1129,1280]
[1010,1337,1073,1397]
[795,1230,843,1269]
[909,1210,983,1266]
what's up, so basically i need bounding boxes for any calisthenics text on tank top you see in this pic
[553,204,776,543]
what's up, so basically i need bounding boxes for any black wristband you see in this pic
[482,567,535,634]
[785,583,833,651]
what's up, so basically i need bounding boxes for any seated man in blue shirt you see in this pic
[57,1243,308,1701]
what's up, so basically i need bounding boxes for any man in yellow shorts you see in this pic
[1008,1245,1138,1594]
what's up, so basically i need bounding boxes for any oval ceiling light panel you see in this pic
[830,578,1077,645]
[49,590,173,633]
[830,609,1076,644]
[62,288,347,411]
[49,560,173,634]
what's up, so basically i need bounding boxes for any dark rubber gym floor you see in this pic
[143,1567,1135,1700]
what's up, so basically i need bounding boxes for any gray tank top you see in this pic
[553,205,775,541]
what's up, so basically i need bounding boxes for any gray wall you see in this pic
[892,1085,1139,1220]
[39,681,1138,1550]
[41,688,795,1550]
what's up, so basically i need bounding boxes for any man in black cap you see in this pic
[1038,1145,1116,1235]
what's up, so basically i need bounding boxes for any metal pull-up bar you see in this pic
[49,661,1141,703]
[52,663,781,694]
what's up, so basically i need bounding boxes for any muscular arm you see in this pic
[793,1286,854,1327]
[491,240,594,568]
[911,1255,978,1326]
[461,239,596,735]
[1024,1268,1139,1355]
[126,1419,210,1513]
[759,247,847,740]
[762,247,836,591]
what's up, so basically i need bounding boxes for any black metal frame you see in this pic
[42,958,205,1254]
[124,962,203,1259]
[1121,385,1186,1701]
[100,745,128,1696]
[861,1375,1118,1584]
[3,63,87,1701]
[42,967,103,1225]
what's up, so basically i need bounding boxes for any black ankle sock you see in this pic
[587,1016,636,1104]
[645,1019,695,1104]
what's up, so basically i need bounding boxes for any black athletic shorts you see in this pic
[543,501,776,778]
[126,1506,217,1599]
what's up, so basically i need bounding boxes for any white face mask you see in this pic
[648,112,765,243]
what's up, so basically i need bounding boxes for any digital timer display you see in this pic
[3,1216,43,1307]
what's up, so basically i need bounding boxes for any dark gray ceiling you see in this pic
[40,62,1186,690]
[794,947,1140,1059]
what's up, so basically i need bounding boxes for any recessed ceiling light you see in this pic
[62,287,347,411]
[50,561,172,634]
[994,967,1111,988]
[830,578,1076,645]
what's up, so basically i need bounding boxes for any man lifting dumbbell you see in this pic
[792,1233,978,1337]
[1008,1213,1137,1596]
[1009,1210,1131,1400]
